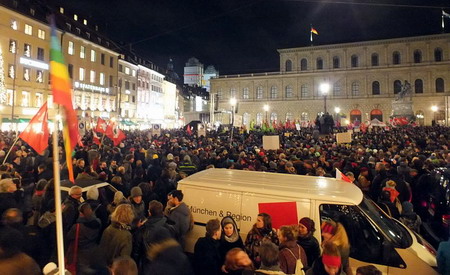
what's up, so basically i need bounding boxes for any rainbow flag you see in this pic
[50,19,79,183]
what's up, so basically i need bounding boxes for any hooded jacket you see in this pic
[220,216,245,262]
[166,202,192,247]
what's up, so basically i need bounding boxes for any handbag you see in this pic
[65,223,80,275]
[285,245,305,275]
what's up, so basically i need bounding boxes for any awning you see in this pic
[120,120,138,126]
[2,118,31,123]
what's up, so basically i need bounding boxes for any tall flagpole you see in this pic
[310,24,313,46]
[443,10,445,33]
[51,95,65,274]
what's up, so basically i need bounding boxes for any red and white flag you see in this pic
[106,120,126,146]
[92,130,101,145]
[336,168,353,183]
[95,117,108,134]
[19,102,50,154]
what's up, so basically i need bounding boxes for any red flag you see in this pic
[111,128,126,146]
[92,130,101,145]
[336,168,353,183]
[105,120,116,139]
[95,117,108,134]
[19,102,49,154]
[186,125,192,136]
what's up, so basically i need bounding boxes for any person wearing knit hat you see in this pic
[298,217,320,269]
[129,187,145,221]
[320,220,351,275]
[306,241,344,275]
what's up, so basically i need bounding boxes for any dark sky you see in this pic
[49,0,450,75]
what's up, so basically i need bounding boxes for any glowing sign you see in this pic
[19,57,49,70]
[74,81,109,93]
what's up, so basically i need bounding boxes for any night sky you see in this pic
[49,0,450,76]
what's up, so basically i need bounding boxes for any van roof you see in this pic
[179,169,363,205]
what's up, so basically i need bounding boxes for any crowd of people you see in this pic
[0,124,449,274]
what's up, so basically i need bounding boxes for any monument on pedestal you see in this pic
[391,80,415,121]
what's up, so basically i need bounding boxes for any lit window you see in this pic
[38,29,45,39]
[23,68,31,81]
[59,7,64,14]
[9,40,17,53]
[24,44,31,57]
[8,64,15,78]
[36,70,43,83]
[35,93,43,107]
[90,50,96,62]
[68,41,74,55]
[79,68,85,81]
[125,67,130,75]
[99,73,105,85]
[132,70,136,77]
[6,90,13,105]
[11,19,18,30]
[37,48,44,61]
[83,19,87,25]
[243,87,249,99]
[74,14,78,21]
[80,46,85,58]
[90,70,95,83]
[21,91,30,107]
[24,24,32,35]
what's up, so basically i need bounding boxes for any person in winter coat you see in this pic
[278,225,308,274]
[242,241,286,275]
[377,190,400,219]
[306,241,346,275]
[165,190,193,248]
[224,248,254,275]
[107,191,127,215]
[62,185,82,233]
[129,186,146,223]
[399,201,421,233]
[85,186,109,233]
[321,220,352,275]
[437,236,450,275]
[220,216,245,264]
[30,179,47,225]
[66,202,102,273]
[110,256,138,275]
[297,217,321,269]
[99,204,134,266]
[245,213,279,268]
[194,218,222,275]
[0,178,19,218]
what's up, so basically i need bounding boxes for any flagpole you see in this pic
[51,108,66,274]
[2,136,20,164]
[443,10,445,32]
[310,24,313,46]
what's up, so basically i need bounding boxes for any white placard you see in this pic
[198,124,206,136]
[233,115,243,127]
[263,135,280,150]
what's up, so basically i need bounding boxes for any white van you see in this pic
[178,168,438,275]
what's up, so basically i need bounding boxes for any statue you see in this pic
[395,80,412,101]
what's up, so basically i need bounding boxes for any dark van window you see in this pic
[320,203,406,268]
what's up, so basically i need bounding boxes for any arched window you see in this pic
[242,87,249,99]
[333,82,341,96]
[300,58,308,71]
[372,81,380,95]
[316,58,323,70]
[301,84,308,98]
[436,78,445,93]
[256,113,263,125]
[270,86,277,99]
[370,109,383,122]
[350,109,362,124]
[333,56,340,69]
[371,53,379,66]
[351,55,359,67]
[285,112,293,122]
[285,59,292,72]
[413,50,422,63]
[414,79,423,94]
[230,88,236,98]
[393,51,401,65]
[285,85,293,98]
[301,112,309,121]
[243,113,250,126]
[434,48,443,62]
[270,112,277,123]
[256,86,263,99]
[351,81,360,96]
[394,80,402,94]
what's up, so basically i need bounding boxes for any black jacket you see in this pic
[0,192,19,218]
[297,234,320,269]
[194,236,221,275]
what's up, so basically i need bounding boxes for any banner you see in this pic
[262,135,280,150]
[152,124,161,136]
[336,132,352,144]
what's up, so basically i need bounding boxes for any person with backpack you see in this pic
[278,225,307,275]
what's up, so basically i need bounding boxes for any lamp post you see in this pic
[263,104,269,123]
[431,105,438,126]
[230,97,237,138]
[319,83,330,114]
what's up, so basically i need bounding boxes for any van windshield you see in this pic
[359,196,412,248]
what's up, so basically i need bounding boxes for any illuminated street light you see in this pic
[230,98,237,138]
[431,105,438,125]
[334,107,341,114]
[319,83,330,113]
[431,105,438,112]
[263,104,270,122]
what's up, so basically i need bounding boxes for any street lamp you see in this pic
[334,107,341,127]
[230,97,237,137]
[431,105,438,125]
[263,104,269,123]
[319,83,330,113]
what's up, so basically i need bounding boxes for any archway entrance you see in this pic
[370,109,383,121]
[350,109,362,124]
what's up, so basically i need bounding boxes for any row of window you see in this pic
[10,19,46,39]
[285,48,444,71]
[7,65,44,83]
[2,89,44,107]
[9,40,45,61]
[219,78,446,99]
[118,65,137,77]
[67,42,113,67]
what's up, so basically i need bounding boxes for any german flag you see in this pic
[50,18,79,182]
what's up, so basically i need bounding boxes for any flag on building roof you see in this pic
[311,27,319,35]
[19,102,49,154]
[50,20,79,182]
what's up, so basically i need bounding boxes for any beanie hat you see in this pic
[360,167,369,173]
[385,180,396,188]
[87,186,99,200]
[131,186,143,197]
[167,153,174,161]
[299,217,315,233]
[401,201,414,216]
[321,221,337,235]
[322,254,341,268]
[168,162,177,170]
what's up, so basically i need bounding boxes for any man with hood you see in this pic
[165,190,193,249]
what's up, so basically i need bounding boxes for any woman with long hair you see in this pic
[278,225,308,274]
[321,220,352,275]
[244,213,279,268]
[297,217,321,269]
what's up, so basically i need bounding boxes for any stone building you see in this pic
[210,34,450,126]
